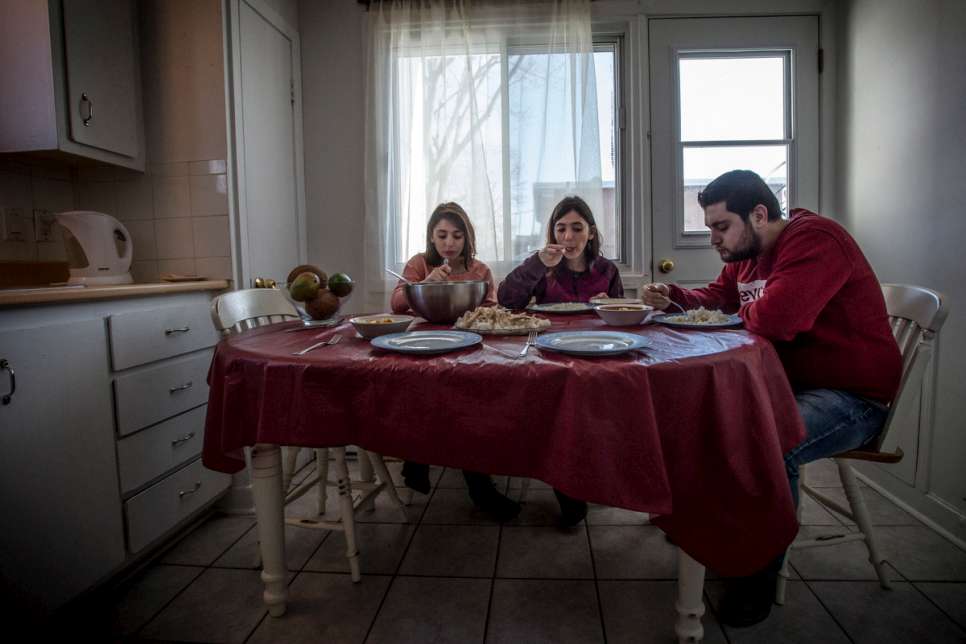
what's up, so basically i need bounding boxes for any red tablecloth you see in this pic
[204,314,804,575]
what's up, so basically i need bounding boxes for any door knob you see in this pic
[658,258,675,274]
[253,277,277,288]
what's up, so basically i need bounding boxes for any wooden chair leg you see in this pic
[776,465,805,605]
[281,446,299,492]
[836,459,892,589]
[358,448,374,482]
[315,448,329,515]
[331,447,361,582]
[366,451,407,514]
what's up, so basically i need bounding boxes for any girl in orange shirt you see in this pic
[391,203,517,521]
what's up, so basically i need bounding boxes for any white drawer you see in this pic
[109,302,219,370]
[124,457,230,554]
[117,406,207,495]
[114,349,213,436]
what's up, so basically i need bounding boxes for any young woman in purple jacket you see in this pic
[498,195,623,308]
[497,195,624,526]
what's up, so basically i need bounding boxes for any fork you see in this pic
[518,329,538,357]
[292,334,343,356]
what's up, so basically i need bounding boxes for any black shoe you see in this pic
[553,489,588,528]
[401,461,431,495]
[718,562,779,628]
[465,471,521,522]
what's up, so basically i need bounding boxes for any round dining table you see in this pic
[203,311,805,643]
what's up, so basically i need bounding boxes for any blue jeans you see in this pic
[785,389,888,506]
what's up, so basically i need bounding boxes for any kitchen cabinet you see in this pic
[0,0,145,170]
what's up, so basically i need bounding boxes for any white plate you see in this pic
[371,330,482,355]
[651,313,743,329]
[535,331,650,356]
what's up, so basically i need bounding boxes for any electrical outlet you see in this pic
[1,207,31,242]
[33,209,57,242]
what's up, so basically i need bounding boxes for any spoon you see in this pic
[386,267,412,284]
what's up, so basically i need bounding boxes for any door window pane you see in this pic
[680,56,786,142]
[682,145,788,232]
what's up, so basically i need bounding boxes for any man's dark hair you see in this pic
[697,170,783,221]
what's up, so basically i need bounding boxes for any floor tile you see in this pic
[437,467,509,490]
[486,579,604,644]
[799,493,846,526]
[591,525,678,579]
[399,524,499,577]
[422,488,504,525]
[286,483,420,525]
[871,526,966,580]
[587,504,650,526]
[305,523,414,575]
[706,580,849,643]
[139,568,285,643]
[497,526,594,579]
[366,576,490,644]
[802,458,849,487]
[110,564,204,636]
[788,526,903,581]
[158,514,255,566]
[246,572,390,644]
[810,580,966,643]
[213,523,329,571]
[914,582,966,629]
[598,580,727,644]
[807,486,921,526]
[508,477,552,491]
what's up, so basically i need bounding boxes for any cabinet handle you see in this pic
[1,359,14,405]
[80,92,94,126]
[178,482,202,498]
[171,432,196,447]
[165,326,190,335]
[169,381,193,394]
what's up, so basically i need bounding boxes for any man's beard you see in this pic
[719,224,761,263]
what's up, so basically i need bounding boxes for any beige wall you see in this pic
[836,0,966,536]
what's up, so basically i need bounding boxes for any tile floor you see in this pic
[87,459,966,643]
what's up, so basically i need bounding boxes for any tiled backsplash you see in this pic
[0,158,232,282]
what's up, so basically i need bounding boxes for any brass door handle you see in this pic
[253,277,277,288]
[658,258,675,274]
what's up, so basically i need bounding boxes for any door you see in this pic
[229,0,306,286]
[62,0,140,157]
[649,16,819,286]
[0,319,125,618]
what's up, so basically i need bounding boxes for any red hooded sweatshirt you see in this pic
[667,209,902,403]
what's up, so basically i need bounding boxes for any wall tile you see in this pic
[77,164,118,182]
[154,218,194,259]
[158,258,197,277]
[148,162,189,177]
[75,181,118,215]
[189,174,228,216]
[189,160,227,175]
[115,177,155,220]
[131,260,160,283]
[153,176,190,219]
[126,219,159,261]
[194,256,232,280]
[31,178,75,213]
[192,216,230,257]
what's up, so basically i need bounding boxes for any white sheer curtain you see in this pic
[364,0,602,308]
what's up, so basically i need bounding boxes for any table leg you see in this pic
[251,443,288,617]
[675,548,706,643]
[332,446,361,582]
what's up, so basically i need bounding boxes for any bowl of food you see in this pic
[594,303,652,326]
[404,280,488,323]
[349,314,415,339]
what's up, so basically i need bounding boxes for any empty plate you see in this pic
[370,330,483,355]
[535,331,650,356]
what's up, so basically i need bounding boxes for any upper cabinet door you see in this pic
[62,0,139,158]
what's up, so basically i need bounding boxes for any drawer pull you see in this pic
[171,432,196,447]
[169,381,193,394]
[178,482,202,498]
[1,359,14,405]
[165,326,191,335]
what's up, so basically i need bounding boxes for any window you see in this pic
[388,35,624,272]
[678,52,791,233]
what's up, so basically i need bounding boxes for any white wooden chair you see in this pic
[210,288,406,580]
[776,283,948,603]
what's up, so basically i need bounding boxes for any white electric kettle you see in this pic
[55,211,134,285]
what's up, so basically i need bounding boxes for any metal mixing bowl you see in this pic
[404,280,488,323]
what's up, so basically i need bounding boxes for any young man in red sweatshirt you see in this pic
[643,169,902,627]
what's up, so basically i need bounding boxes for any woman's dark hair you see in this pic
[545,195,602,267]
[424,202,476,267]
[697,170,783,221]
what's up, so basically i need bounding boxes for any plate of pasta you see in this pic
[454,306,552,335]
[651,307,743,329]
[526,301,594,314]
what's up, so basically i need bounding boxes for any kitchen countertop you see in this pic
[0,280,232,307]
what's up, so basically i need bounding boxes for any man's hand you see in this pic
[424,264,453,282]
[538,244,566,268]
[642,283,672,310]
